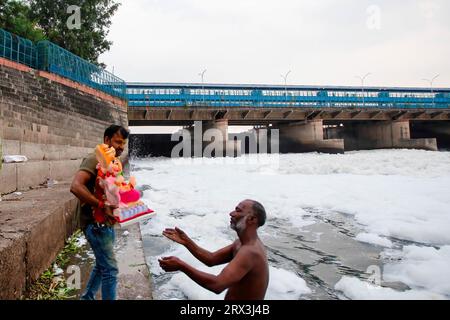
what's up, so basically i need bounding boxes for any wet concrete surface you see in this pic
[0,182,153,300]
[0,182,78,299]
[67,224,153,300]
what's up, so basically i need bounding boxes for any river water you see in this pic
[132,150,450,300]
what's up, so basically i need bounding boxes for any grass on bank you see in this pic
[24,230,84,300]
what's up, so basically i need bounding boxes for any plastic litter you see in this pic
[2,155,28,163]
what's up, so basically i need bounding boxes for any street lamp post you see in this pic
[355,73,371,108]
[281,70,291,104]
[422,74,440,108]
[199,69,207,105]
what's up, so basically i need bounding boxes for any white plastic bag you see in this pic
[2,155,28,163]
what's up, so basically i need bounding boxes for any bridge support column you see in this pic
[188,119,240,157]
[410,121,450,150]
[340,121,437,151]
[239,127,278,154]
[276,120,344,154]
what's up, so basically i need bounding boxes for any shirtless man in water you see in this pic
[159,199,269,300]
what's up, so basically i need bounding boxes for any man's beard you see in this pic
[231,216,247,233]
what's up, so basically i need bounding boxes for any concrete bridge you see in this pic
[127,83,450,155]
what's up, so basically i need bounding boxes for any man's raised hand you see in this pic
[162,227,191,246]
[158,256,184,272]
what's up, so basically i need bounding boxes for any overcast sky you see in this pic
[100,0,450,88]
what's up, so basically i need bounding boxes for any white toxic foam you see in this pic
[335,276,446,300]
[355,233,393,248]
[133,149,450,300]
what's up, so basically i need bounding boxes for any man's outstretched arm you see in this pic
[163,227,235,267]
[159,247,254,294]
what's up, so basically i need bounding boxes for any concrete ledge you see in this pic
[49,160,82,182]
[1,139,93,161]
[0,183,77,299]
[2,140,20,155]
[0,230,27,299]
[1,160,82,195]
[17,161,49,190]
[397,138,438,151]
[51,146,92,161]
[26,204,67,281]
[2,126,23,141]
[0,184,153,300]
[19,141,48,161]
[0,163,17,194]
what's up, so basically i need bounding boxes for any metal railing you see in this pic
[0,28,126,99]
[126,83,450,109]
[36,41,126,99]
[0,28,38,68]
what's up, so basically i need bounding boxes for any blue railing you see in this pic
[0,28,126,99]
[36,41,126,99]
[0,28,37,68]
[127,83,450,109]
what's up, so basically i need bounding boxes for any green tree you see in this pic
[28,0,120,66]
[0,0,45,42]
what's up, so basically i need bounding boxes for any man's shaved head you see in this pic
[247,199,266,227]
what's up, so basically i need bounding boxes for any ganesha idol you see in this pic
[95,144,155,227]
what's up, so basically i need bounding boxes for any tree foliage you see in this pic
[0,0,45,42]
[29,0,120,66]
[0,0,120,66]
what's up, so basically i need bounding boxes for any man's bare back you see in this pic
[225,239,269,300]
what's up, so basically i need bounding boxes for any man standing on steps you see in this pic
[159,199,269,300]
[70,125,129,300]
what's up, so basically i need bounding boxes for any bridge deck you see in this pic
[127,83,450,124]
[128,107,450,126]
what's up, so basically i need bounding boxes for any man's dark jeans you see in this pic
[81,223,118,300]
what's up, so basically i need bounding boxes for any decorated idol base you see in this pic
[114,202,156,227]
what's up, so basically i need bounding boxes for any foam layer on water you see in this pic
[133,150,450,299]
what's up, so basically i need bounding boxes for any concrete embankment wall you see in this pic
[0,58,128,299]
[0,57,128,195]
[0,184,79,299]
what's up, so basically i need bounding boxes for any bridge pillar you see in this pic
[188,119,240,157]
[337,121,438,151]
[276,120,345,154]
[410,121,450,150]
